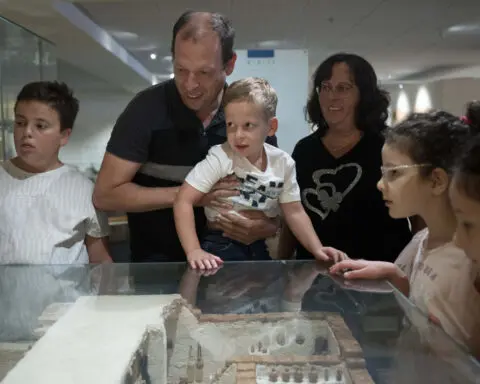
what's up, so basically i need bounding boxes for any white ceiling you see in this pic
[2,0,480,93]
[75,0,480,80]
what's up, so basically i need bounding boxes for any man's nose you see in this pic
[185,72,199,91]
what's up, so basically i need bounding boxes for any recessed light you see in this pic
[169,73,174,79]
[399,84,404,89]
[150,53,157,60]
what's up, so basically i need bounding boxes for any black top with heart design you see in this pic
[292,129,412,262]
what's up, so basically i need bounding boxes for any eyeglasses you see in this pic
[316,82,354,97]
[380,164,432,182]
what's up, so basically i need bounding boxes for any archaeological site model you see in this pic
[0,294,373,384]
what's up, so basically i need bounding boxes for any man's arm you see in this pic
[93,152,179,212]
[93,89,180,212]
[85,235,112,263]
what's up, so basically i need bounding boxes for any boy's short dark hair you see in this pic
[15,81,79,131]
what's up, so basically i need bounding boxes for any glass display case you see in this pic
[0,16,57,161]
[0,261,479,383]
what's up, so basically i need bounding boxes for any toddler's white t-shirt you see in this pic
[185,143,301,221]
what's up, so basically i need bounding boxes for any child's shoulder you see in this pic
[395,228,428,265]
[57,166,95,193]
[412,227,429,242]
[208,143,231,157]
[264,143,295,168]
[264,143,293,160]
[54,167,99,208]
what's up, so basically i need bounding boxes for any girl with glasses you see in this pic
[331,110,480,357]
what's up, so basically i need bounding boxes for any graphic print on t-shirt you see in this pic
[235,173,284,209]
[301,163,362,220]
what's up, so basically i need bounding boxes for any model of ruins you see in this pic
[1,295,373,384]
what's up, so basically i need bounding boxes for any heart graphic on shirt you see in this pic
[302,163,362,220]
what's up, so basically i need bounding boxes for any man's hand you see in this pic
[196,175,239,211]
[212,210,278,245]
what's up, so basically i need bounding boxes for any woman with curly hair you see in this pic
[279,53,412,262]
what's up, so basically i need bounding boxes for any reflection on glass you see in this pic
[1,262,479,383]
[0,16,57,161]
[391,290,480,383]
[39,39,57,81]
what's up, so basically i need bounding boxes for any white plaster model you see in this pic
[0,342,34,382]
[2,295,180,384]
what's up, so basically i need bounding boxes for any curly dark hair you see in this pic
[305,53,390,136]
[465,100,480,128]
[385,111,474,178]
[453,101,480,200]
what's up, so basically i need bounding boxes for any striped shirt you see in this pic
[0,160,109,265]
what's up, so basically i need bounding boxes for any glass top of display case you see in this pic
[0,260,478,384]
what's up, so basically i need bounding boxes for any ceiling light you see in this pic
[444,23,480,36]
[162,56,172,62]
[399,84,404,89]
[257,40,284,48]
[150,53,157,60]
[110,31,138,40]
[169,73,174,79]
[129,44,157,52]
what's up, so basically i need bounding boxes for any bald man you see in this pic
[94,11,278,263]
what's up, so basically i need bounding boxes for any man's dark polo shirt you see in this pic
[106,79,277,262]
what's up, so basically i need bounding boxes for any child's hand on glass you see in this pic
[187,249,223,270]
[329,259,396,280]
